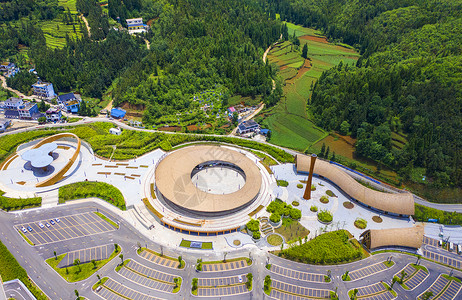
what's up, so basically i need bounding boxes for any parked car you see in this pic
[21,227,27,233]
[39,222,44,228]
[27,226,33,232]
[55,218,60,223]
[45,223,50,228]
[50,220,55,225]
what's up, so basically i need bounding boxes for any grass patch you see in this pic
[0,240,48,299]
[267,234,283,246]
[138,248,185,268]
[343,202,354,209]
[372,215,383,223]
[384,260,395,268]
[92,277,108,290]
[115,259,129,272]
[173,277,182,293]
[317,210,333,223]
[46,246,120,282]
[275,218,309,243]
[233,240,241,246]
[277,180,289,187]
[296,183,303,189]
[18,230,34,246]
[179,240,213,250]
[94,212,118,228]
[320,195,329,204]
[382,282,397,296]
[292,201,299,206]
[354,218,367,229]
[310,205,318,212]
[326,190,337,197]
[279,230,363,264]
[411,263,428,273]
[59,181,126,210]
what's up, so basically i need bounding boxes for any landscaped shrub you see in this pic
[292,201,299,206]
[252,231,261,240]
[59,181,126,210]
[246,219,260,232]
[277,180,288,187]
[320,195,329,204]
[413,204,462,225]
[310,205,318,212]
[270,213,281,223]
[354,218,367,229]
[0,190,42,211]
[317,210,333,223]
[283,204,293,216]
[280,230,362,264]
[326,190,337,197]
[311,184,316,191]
[266,199,286,215]
[289,208,301,220]
[296,184,303,189]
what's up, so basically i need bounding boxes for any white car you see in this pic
[45,223,50,228]
[39,223,44,228]
[55,218,60,223]
[21,227,27,233]
[238,275,243,283]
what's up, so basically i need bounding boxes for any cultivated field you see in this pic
[263,22,359,151]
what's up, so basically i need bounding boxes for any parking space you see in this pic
[437,280,462,300]
[270,289,313,300]
[197,284,248,297]
[355,282,386,297]
[96,286,126,300]
[359,291,395,300]
[198,274,247,287]
[202,259,248,272]
[349,262,388,281]
[419,275,449,299]
[118,267,174,293]
[58,244,113,268]
[272,279,331,298]
[271,264,324,283]
[15,212,116,246]
[423,249,462,269]
[100,278,161,300]
[403,269,429,290]
[139,250,179,269]
[125,260,176,283]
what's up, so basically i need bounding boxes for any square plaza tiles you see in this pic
[348,262,388,281]
[15,212,116,246]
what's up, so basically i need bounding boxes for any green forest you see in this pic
[1,0,461,194]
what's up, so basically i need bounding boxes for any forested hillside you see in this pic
[268,0,462,190]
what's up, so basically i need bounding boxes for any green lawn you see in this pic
[275,218,309,243]
[58,181,126,210]
[46,247,120,282]
[180,240,213,249]
[94,212,119,228]
[280,230,363,264]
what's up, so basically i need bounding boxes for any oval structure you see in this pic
[155,145,262,215]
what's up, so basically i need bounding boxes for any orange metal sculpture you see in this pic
[302,154,317,200]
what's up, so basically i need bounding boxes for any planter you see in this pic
[269,218,282,228]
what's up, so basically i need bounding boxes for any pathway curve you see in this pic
[80,14,91,37]
[0,75,28,98]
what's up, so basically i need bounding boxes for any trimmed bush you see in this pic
[289,208,301,220]
[326,190,337,197]
[246,219,260,232]
[317,210,333,223]
[277,180,288,187]
[296,184,303,189]
[252,231,261,240]
[0,190,41,211]
[310,205,318,212]
[320,195,329,204]
[311,184,316,191]
[292,201,299,206]
[270,213,281,223]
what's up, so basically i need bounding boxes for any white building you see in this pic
[32,81,56,100]
[109,127,122,135]
[126,18,148,34]
[1,97,24,109]
[45,108,62,122]
[0,119,11,132]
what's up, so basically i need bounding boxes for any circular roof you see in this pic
[21,142,57,168]
[155,145,262,213]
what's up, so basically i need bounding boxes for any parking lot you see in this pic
[403,269,428,290]
[197,284,248,297]
[270,289,320,300]
[356,282,386,297]
[271,264,324,283]
[126,260,176,283]
[423,249,462,269]
[271,279,330,298]
[420,275,449,299]
[359,291,395,300]
[348,262,388,281]
[58,244,113,268]
[437,280,462,300]
[118,267,174,293]
[139,250,180,269]
[15,212,116,246]
[202,259,248,272]
[198,274,247,287]
[97,278,161,300]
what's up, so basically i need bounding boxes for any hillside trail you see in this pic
[0,75,29,99]
[144,38,150,50]
[80,15,91,37]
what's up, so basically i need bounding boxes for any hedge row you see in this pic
[58,181,126,210]
[0,190,42,211]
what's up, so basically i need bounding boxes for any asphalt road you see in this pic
[0,201,461,300]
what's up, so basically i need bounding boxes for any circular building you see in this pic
[155,145,262,216]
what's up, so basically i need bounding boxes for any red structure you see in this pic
[303,154,317,200]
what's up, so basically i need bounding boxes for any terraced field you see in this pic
[41,20,83,49]
[262,22,359,151]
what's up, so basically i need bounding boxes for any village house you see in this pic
[32,81,56,100]
[237,120,260,134]
[57,93,81,113]
[1,98,43,120]
[0,119,11,132]
[126,18,148,34]
[45,108,62,122]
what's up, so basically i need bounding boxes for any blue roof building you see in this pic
[57,93,81,113]
[111,108,126,119]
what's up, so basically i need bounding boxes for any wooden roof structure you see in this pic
[295,154,414,215]
[360,225,424,249]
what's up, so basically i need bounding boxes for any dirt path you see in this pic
[80,15,91,37]
[229,102,265,136]
[144,38,150,50]
[1,75,28,98]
